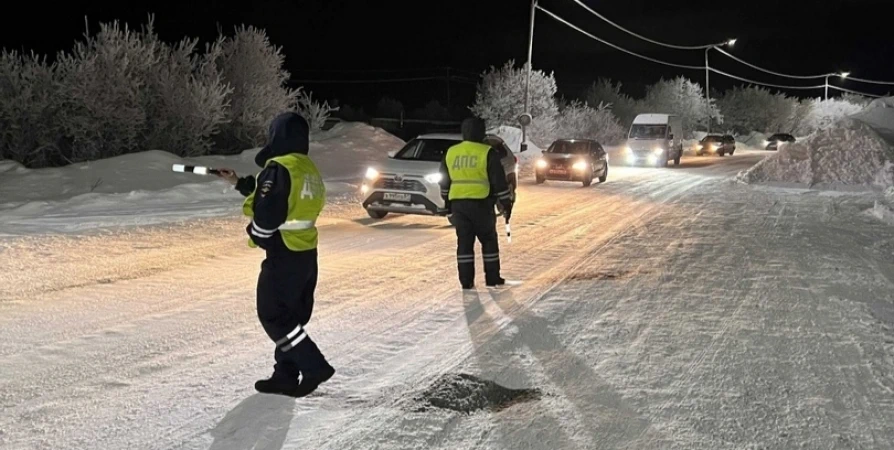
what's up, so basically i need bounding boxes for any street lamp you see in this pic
[824,72,850,100]
[522,0,538,153]
[705,38,736,133]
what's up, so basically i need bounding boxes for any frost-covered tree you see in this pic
[55,20,155,162]
[717,86,798,135]
[139,19,231,157]
[212,25,298,153]
[794,98,864,135]
[585,78,643,128]
[294,88,335,133]
[555,100,625,144]
[643,76,720,137]
[375,96,404,118]
[471,60,559,147]
[0,51,63,167]
[840,92,873,106]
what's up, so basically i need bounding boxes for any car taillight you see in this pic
[514,155,518,163]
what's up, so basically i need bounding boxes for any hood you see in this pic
[254,112,310,167]
[628,138,665,151]
[376,157,440,175]
[541,152,578,160]
[461,118,487,143]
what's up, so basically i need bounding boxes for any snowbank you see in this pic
[0,122,405,234]
[737,97,894,189]
[488,125,543,161]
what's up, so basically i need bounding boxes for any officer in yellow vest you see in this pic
[216,112,334,398]
[439,117,513,289]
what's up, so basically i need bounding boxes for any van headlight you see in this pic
[572,160,588,171]
[625,146,633,155]
[424,173,442,183]
[536,159,548,169]
[653,147,664,155]
[365,167,379,180]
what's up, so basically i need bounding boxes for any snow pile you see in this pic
[488,125,543,161]
[0,122,404,234]
[737,97,894,189]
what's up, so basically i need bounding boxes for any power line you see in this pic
[537,5,705,70]
[289,76,478,84]
[569,0,720,50]
[827,84,885,98]
[708,67,826,90]
[711,47,836,80]
[846,76,894,86]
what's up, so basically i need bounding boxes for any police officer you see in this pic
[217,112,335,397]
[439,117,513,289]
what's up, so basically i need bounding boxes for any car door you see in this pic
[590,141,606,170]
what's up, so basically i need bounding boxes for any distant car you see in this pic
[764,133,796,150]
[696,134,736,156]
[360,133,521,220]
[535,139,608,186]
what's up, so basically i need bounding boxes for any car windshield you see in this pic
[393,138,459,162]
[701,136,722,143]
[629,125,667,139]
[548,141,590,154]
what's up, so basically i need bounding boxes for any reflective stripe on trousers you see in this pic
[275,323,308,352]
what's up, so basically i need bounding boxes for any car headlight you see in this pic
[696,144,703,150]
[536,159,548,169]
[365,167,379,180]
[762,140,770,147]
[625,146,633,155]
[653,148,664,155]
[572,160,588,171]
[709,144,717,150]
[424,172,442,183]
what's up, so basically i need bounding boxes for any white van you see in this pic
[623,114,684,167]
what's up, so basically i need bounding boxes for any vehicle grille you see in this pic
[374,178,426,193]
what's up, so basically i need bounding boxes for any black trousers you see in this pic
[256,248,331,379]
[451,199,501,286]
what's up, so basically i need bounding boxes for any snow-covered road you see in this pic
[2,150,894,449]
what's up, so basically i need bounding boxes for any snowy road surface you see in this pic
[2,150,894,449]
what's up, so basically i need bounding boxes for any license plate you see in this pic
[549,169,567,175]
[383,193,411,202]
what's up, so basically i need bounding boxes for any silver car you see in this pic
[360,132,520,219]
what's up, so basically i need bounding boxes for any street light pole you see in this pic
[705,47,711,134]
[704,39,735,135]
[825,75,829,100]
[522,0,537,152]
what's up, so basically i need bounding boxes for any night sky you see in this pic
[2,0,891,111]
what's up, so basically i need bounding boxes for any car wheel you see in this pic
[535,174,545,184]
[598,164,608,183]
[674,153,681,165]
[582,173,593,187]
[367,210,387,219]
[718,151,725,157]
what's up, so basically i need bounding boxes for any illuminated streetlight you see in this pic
[705,38,737,133]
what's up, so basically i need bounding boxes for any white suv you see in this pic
[360,133,520,219]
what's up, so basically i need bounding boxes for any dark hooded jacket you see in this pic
[237,112,312,253]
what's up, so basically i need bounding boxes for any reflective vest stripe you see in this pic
[278,219,316,230]
[452,180,489,185]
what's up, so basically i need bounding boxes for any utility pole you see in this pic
[522,0,538,152]
[824,75,829,100]
[705,47,711,134]
[446,67,451,109]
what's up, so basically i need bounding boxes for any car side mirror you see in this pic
[668,134,674,140]
[520,143,528,152]
[387,150,397,158]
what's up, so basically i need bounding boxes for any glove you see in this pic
[500,199,513,221]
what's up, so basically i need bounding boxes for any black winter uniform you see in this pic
[438,118,513,288]
[235,112,333,396]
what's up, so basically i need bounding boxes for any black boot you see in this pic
[293,364,336,397]
[486,277,505,287]
[255,372,302,397]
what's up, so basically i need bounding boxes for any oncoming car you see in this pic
[696,134,736,156]
[764,133,796,150]
[535,139,608,186]
[360,133,520,220]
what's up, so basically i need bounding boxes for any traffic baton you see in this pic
[505,216,511,243]
[172,164,221,176]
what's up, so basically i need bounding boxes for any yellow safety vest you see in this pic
[243,153,326,251]
[445,141,491,200]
